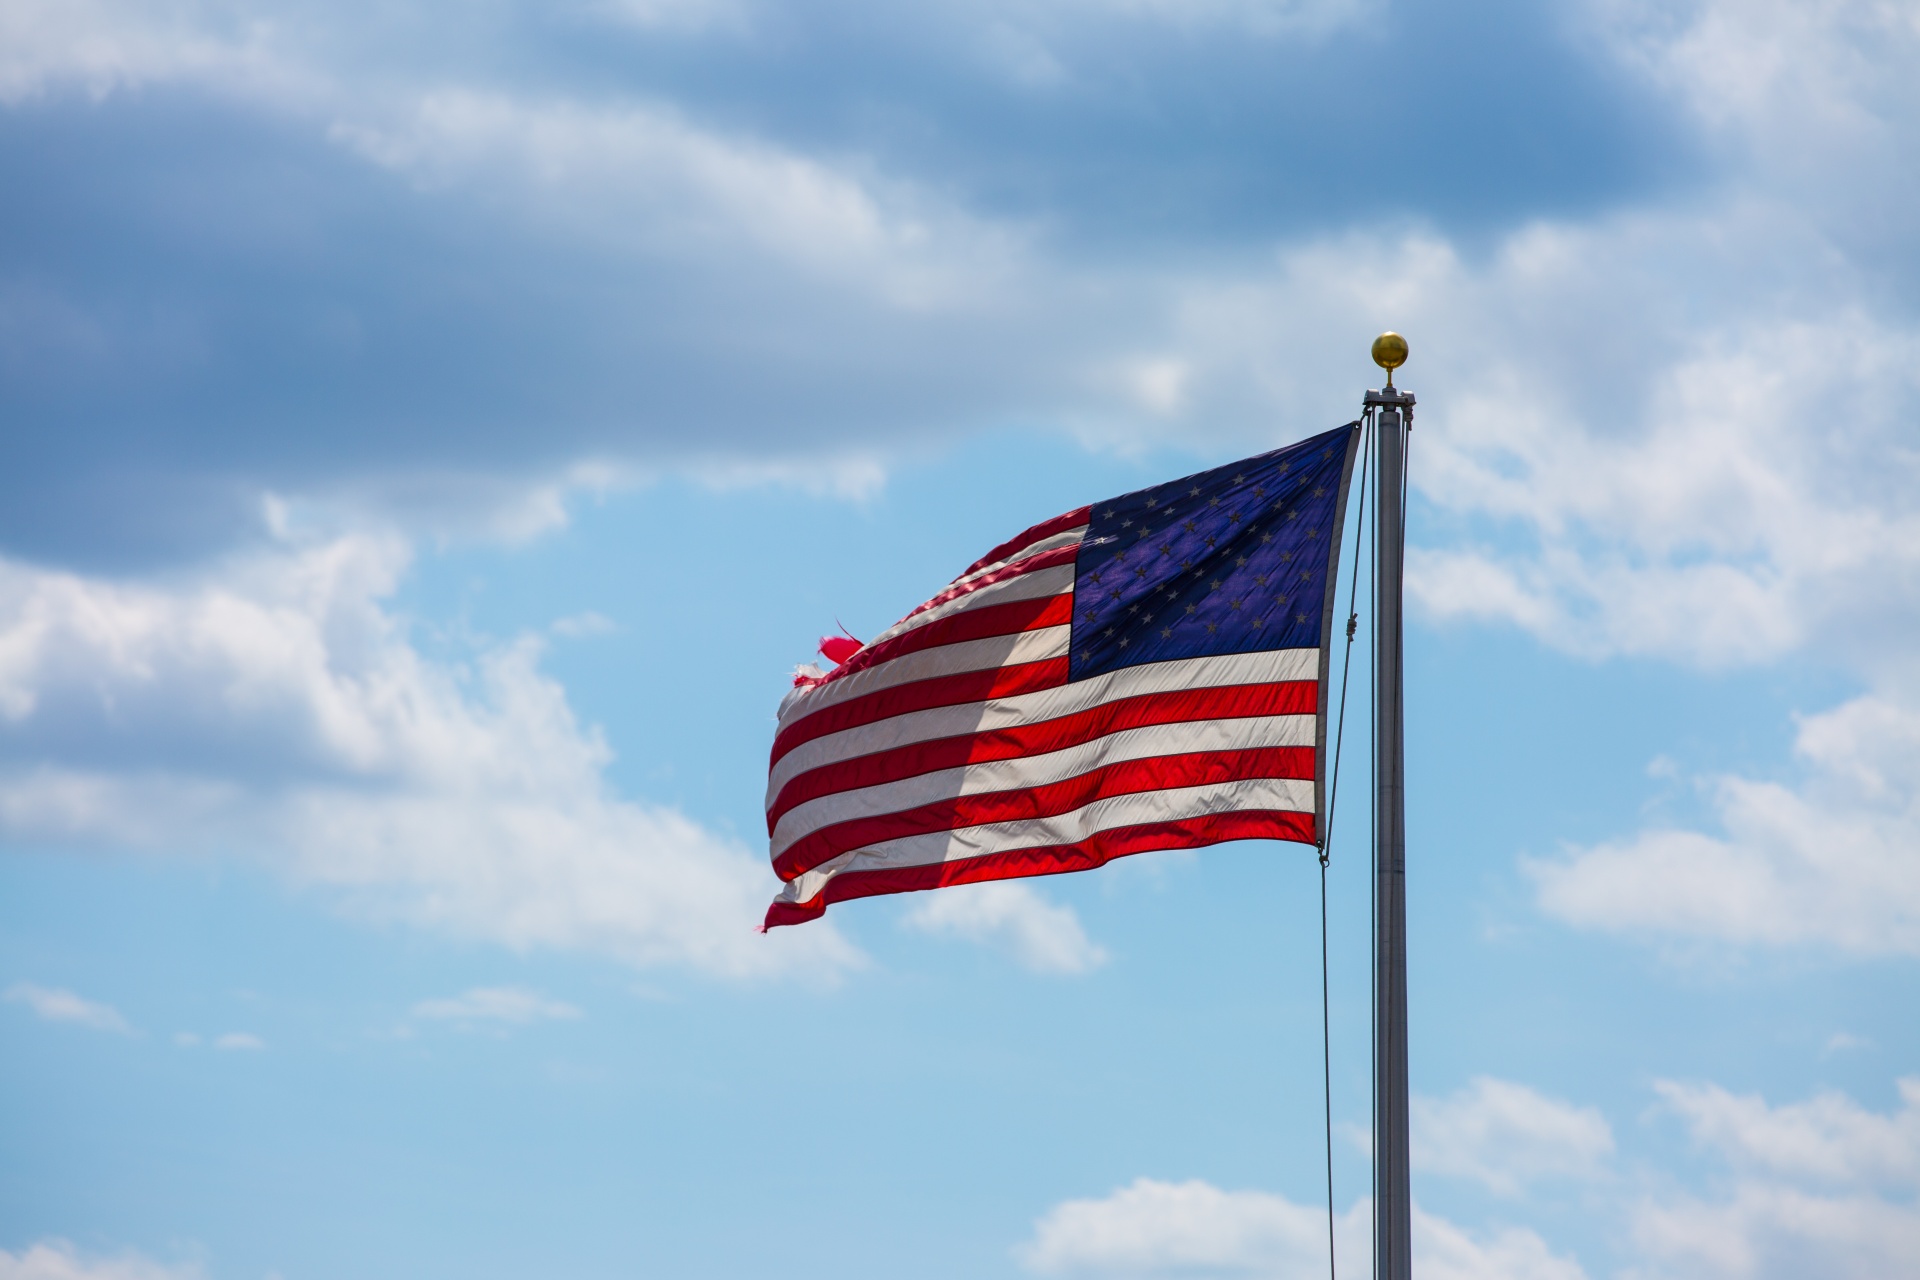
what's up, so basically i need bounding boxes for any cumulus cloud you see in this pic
[0,536,859,981]
[1526,688,1920,955]
[1413,1076,1614,1196]
[1017,1179,1583,1280]
[1633,1183,1920,1280]
[0,0,303,106]
[1630,1077,1920,1280]
[1018,1076,1920,1280]
[0,1240,198,1280]
[1,0,1031,313]
[1115,207,1920,676]
[1592,0,1920,257]
[413,985,583,1025]
[1018,1178,1352,1276]
[3,981,133,1034]
[212,1031,265,1051]
[1657,1077,1920,1188]
[330,90,1028,311]
[902,880,1108,975]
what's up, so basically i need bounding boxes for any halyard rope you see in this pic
[1316,411,1373,1280]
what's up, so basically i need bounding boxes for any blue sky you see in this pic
[3,1,1918,1278]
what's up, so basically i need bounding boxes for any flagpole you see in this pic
[1366,333,1413,1280]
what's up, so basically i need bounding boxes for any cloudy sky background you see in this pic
[3,0,1918,1276]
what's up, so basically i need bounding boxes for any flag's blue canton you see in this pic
[1070,424,1358,681]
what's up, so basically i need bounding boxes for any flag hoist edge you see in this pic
[764,422,1362,928]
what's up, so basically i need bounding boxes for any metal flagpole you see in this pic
[1366,333,1413,1280]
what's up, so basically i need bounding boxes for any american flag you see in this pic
[765,423,1361,928]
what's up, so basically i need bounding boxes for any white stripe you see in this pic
[775,776,1315,903]
[948,526,1087,593]
[864,563,1075,651]
[776,625,1070,730]
[771,712,1313,858]
[768,647,1319,806]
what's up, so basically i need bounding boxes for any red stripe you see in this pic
[763,808,1316,928]
[960,507,1092,578]
[817,592,1073,686]
[771,658,1070,765]
[895,544,1080,629]
[774,745,1313,880]
[768,680,1317,831]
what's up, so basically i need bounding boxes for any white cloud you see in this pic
[1415,1211,1588,1280]
[1148,218,1920,674]
[0,536,860,981]
[1591,0,1920,238]
[329,89,1027,311]
[1526,688,1920,955]
[1017,1177,1356,1277]
[1018,1076,1920,1280]
[3,981,132,1034]
[1017,1179,1583,1280]
[0,0,306,106]
[413,985,583,1025]
[1632,1181,1920,1280]
[213,1031,265,1051]
[0,1240,199,1280]
[1656,1077,1920,1187]
[1629,1077,1920,1280]
[903,880,1108,974]
[1413,1076,1614,1196]
[1,1,1028,320]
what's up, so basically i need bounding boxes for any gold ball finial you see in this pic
[1371,331,1408,387]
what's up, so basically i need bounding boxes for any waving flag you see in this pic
[765,423,1361,928]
